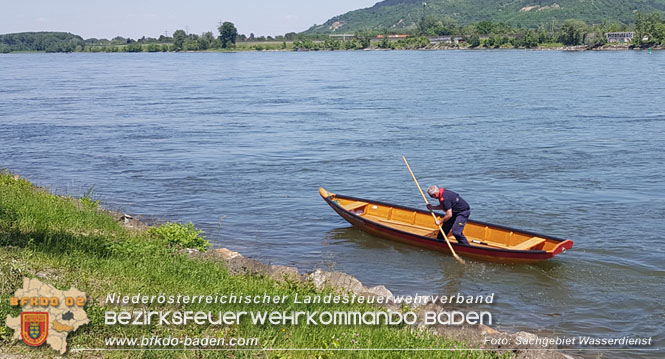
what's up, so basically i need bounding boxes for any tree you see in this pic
[173,29,186,51]
[323,38,341,50]
[523,30,539,48]
[635,12,664,46]
[418,15,439,36]
[284,32,297,41]
[218,22,238,48]
[474,21,495,35]
[469,34,480,48]
[197,37,209,50]
[379,29,390,49]
[202,31,216,49]
[355,30,372,48]
[184,38,199,51]
[560,20,587,46]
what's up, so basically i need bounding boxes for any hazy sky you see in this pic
[1,0,379,39]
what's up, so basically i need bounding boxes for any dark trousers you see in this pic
[437,209,470,245]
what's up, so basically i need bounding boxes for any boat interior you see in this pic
[331,194,558,252]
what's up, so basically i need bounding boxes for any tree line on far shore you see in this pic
[1,12,664,54]
[417,11,665,49]
[0,22,239,53]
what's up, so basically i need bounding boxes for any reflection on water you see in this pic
[323,224,569,297]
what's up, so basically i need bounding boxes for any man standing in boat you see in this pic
[426,185,471,246]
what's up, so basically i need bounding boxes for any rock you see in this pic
[480,324,498,334]
[224,257,272,276]
[267,265,300,282]
[215,248,242,260]
[327,271,365,293]
[306,270,365,293]
[363,285,392,298]
[308,269,328,289]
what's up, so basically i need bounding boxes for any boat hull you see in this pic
[321,188,573,263]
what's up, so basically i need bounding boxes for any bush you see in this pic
[146,43,161,52]
[393,36,428,49]
[125,42,143,52]
[184,40,199,51]
[149,222,209,251]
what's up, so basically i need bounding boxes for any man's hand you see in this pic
[426,204,433,211]
[435,218,443,226]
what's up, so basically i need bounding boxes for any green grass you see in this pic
[0,171,510,358]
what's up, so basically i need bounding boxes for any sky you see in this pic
[0,0,379,39]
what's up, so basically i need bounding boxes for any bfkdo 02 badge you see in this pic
[21,312,48,346]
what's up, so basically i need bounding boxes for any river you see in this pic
[1,50,663,358]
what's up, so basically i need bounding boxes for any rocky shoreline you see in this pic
[106,211,575,359]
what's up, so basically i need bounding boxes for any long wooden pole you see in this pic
[402,155,466,265]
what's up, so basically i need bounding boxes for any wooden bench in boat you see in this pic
[363,216,434,236]
[344,201,369,211]
[511,236,546,250]
[425,233,543,250]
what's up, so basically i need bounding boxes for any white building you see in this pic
[605,32,634,43]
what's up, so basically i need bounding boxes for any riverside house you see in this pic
[429,36,465,45]
[605,32,634,43]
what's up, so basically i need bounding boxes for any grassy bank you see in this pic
[0,171,507,358]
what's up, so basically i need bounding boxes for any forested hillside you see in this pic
[304,0,665,33]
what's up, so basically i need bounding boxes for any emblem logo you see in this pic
[20,312,48,346]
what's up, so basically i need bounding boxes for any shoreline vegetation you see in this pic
[1,11,664,54]
[0,171,571,358]
[1,38,662,54]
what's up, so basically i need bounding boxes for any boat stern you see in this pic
[550,239,574,256]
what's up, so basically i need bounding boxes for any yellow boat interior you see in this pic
[321,188,562,253]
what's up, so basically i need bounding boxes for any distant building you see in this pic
[376,34,408,39]
[606,32,634,43]
[328,34,355,41]
[429,36,464,44]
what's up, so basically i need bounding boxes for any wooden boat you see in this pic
[320,187,573,263]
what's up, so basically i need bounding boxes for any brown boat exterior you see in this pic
[320,187,573,263]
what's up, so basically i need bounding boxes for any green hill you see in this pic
[303,0,665,33]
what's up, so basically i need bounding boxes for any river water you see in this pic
[1,51,663,357]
